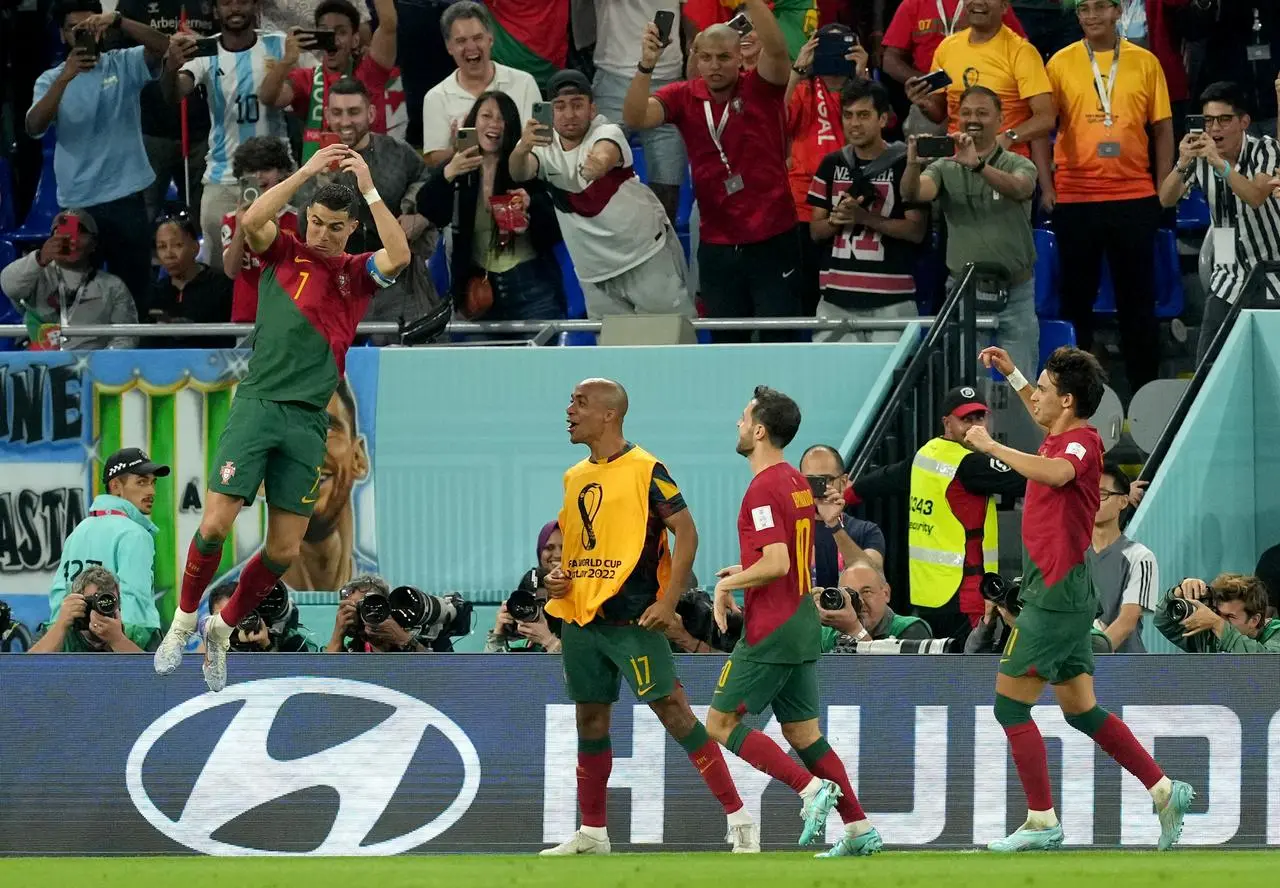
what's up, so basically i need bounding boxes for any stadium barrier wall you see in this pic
[0,654,1276,855]
[374,342,908,601]
[1128,311,1280,652]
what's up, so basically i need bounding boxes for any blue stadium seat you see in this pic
[1038,319,1076,372]
[630,139,649,185]
[1033,228,1060,318]
[0,238,23,350]
[7,131,60,242]
[428,238,450,300]
[554,241,595,346]
[1176,189,1210,234]
[165,180,179,205]
[0,157,15,234]
[1095,229,1183,318]
[676,169,694,234]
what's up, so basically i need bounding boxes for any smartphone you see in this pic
[916,135,957,158]
[455,127,479,153]
[319,131,343,170]
[238,175,261,206]
[297,28,338,52]
[727,11,753,36]
[653,9,676,44]
[806,475,829,499]
[1186,114,1205,134]
[192,36,219,57]
[812,32,856,77]
[55,214,81,252]
[73,28,98,58]
[918,69,953,93]
[532,101,554,131]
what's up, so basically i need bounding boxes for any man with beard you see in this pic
[259,0,399,157]
[173,0,290,269]
[282,377,372,592]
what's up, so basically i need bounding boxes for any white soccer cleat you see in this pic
[201,626,230,692]
[153,625,195,675]
[539,831,611,856]
[727,822,761,853]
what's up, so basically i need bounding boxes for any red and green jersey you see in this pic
[1021,425,1103,613]
[235,230,379,409]
[734,461,821,663]
[487,0,568,88]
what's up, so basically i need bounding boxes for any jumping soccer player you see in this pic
[966,346,1194,851]
[708,386,882,858]
[152,141,410,691]
[541,378,758,855]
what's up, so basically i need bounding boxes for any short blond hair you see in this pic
[693,24,740,53]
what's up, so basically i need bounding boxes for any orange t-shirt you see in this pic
[932,25,1051,157]
[1048,40,1172,203]
[786,78,846,222]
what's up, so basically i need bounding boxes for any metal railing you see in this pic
[845,264,983,609]
[1137,260,1280,488]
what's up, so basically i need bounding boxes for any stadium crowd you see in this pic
[0,0,1278,393]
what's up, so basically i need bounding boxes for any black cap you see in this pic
[103,447,171,486]
[940,385,989,419]
[545,69,593,100]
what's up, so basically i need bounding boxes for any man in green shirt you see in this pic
[901,84,1039,379]
[1155,574,1280,653]
[817,560,932,652]
[30,566,150,653]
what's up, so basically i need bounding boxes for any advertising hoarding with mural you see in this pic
[0,348,378,631]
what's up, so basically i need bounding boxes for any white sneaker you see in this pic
[539,831,610,856]
[202,626,230,692]
[727,822,760,853]
[153,625,195,675]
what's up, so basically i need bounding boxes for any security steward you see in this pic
[842,386,1027,638]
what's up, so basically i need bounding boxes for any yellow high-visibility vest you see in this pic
[907,437,999,608]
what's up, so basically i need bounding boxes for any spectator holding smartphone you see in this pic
[221,136,298,325]
[28,0,182,307]
[624,0,802,342]
[259,0,399,159]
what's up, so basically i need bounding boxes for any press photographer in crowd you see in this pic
[1154,574,1280,653]
[30,566,150,653]
[665,585,741,654]
[966,571,1115,654]
[486,567,562,653]
[327,574,472,653]
[817,560,933,653]
[206,579,320,652]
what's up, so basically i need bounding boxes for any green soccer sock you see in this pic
[994,694,1034,727]
[193,530,221,556]
[726,723,751,755]
[579,736,612,755]
[677,720,711,755]
[796,736,832,769]
[1064,706,1110,737]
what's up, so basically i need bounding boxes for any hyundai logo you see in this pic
[125,677,481,855]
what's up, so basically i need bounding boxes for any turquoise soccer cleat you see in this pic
[798,779,842,846]
[815,827,884,858]
[1158,780,1195,851]
[988,823,1064,852]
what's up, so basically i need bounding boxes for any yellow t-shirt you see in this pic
[1048,40,1172,203]
[933,26,1051,157]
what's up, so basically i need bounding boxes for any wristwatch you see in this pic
[637,62,655,75]
[792,64,810,76]
[973,158,987,174]
[1002,129,1020,144]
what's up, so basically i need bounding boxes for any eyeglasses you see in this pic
[1099,489,1127,500]
[1203,114,1238,129]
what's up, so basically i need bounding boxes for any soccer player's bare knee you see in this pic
[199,491,242,542]
[576,703,612,739]
[649,695,695,737]
[781,719,821,750]
[263,508,310,565]
[704,708,738,744]
[1052,675,1097,715]
[995,672,1045,705]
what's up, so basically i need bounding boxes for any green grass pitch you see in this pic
[0,851,1271,887]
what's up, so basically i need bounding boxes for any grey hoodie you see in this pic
[1,252,138,349]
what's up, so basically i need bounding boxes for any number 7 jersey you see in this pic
[734,461,822,664]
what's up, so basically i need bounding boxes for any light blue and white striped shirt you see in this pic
[182,31,289,185]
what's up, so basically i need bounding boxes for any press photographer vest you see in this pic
[547,445,671,626]
[908,438,999,608]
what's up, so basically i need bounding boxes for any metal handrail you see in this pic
[1137,260,1280,487]
[0,315,997,341]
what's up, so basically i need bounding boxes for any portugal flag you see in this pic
[683,0,818,59]
[486,0,568,89]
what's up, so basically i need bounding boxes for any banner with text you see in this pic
[0,655,1277,855]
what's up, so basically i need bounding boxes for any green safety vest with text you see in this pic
[907,437,999,608]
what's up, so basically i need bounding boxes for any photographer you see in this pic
[665,586,740,654]
[1154,574,1280,653]
[30,566,149,653]
[485,567,562,653]
[966,572,1115,655]
[816,561,933,653]
[207,580,320,652]
[327,574,469,653]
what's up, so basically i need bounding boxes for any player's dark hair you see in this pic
[335,376,359,434]
[311,182,359,216]
[1101,459,1130,497]
[208,579,238,611]
[1044,346,1106,419]
[750,386,802,449]
[315,0,360,30]
[232,136,295,179]
[51,0,102,27]
[330,77,370,101]
[841,78,890,117]
[959,85,1002,113]
[800,443,844,470]
[1199,81,1250,117]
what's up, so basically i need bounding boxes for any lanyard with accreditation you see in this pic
[703,97,745,195]
[937,0,965,37]
[1085,38,1123,157]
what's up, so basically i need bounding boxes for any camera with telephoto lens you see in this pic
[231,581,295,652]
[675,588,742,653]
[819,587,847,612]
[74,587,119,632]
[980,572,1021,616]
[505,567,547,626]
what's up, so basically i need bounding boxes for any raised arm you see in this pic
[342,151,411,278]
[367,0,398,70]
[242,143,351,252]
[742,0,790,86]
[624,22,670,130]
[979,346,1043,428]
